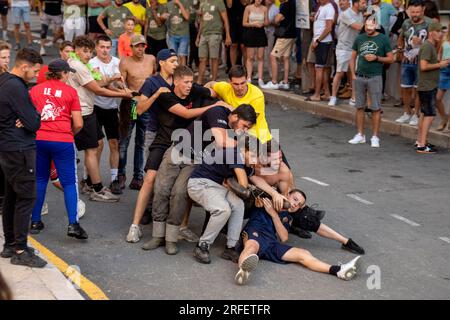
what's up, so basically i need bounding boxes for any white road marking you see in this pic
[439,237,450,244]
[346,194,373,205]
[391,214,421,227]
[301,177,329,186]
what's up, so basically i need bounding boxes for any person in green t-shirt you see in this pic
[63,0,87,42]
[348,16,393,148]
[196,0,231,84]
[166,0,190,65]
[97,0,131,57]
[87,0,110,39]
[144,0,168,57]
[416,22,450,154]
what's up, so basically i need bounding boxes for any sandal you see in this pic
[437,120,448,131]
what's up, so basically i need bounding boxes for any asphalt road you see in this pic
[32,105,450,300]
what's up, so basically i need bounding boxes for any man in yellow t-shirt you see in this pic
[124,0,146,34]
[209,66,272,144]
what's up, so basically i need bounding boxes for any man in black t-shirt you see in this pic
[39,0,64,56]
[145,104,256,255]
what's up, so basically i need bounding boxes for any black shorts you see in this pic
[0,2,8,16]
[290,211,321,233]
[88,16,105,34]
[243,27,267,48]
[144,145,169,171]
[74,113,105,151]
[418,89,437,117]
[95,106,119,140]
[145,36,168,57]
[315,41,333,67]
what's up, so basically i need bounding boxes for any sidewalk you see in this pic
[0,221,84,300]
[263,88,450,149]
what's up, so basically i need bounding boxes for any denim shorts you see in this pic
[418,89,437,117]
[439,65,450,90]
[401,63,418,88]
[168,34,189,57]
[12,6,30,25]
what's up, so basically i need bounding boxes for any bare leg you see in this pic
[270,54,278,84]
[355,108,365,135]
[307,62,315,91]
[108,139,119,171]
[331,72,344,98]
[238,239,259,267]
[14,24,20,44]
[132,170,157,225]
[282,56,289,84]
[230,43,238,66]
[436,89,448,128]
[372,110,381,137]
[282,247,331,274]
[180,199,193,229]
[24,22,32,45]
[84,148,101,184]
[311,66,324,100]
[257,47,264,81]
[316,223,348,245]
[97,139,104,164]
[179,56,187,66]
[322,67,331,98]
[418,115,435,147]
[210,58,219,81]
[197,57,207,84]
[401,87,412,115]
[246,47,255,82]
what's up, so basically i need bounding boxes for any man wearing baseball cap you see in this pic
[28,58,87,239]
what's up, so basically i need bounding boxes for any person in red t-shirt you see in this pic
[29,59,88,240]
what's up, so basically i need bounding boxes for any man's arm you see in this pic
[312,19,333,49]
[174,0,190,21]
[420,57,450,72]
[64,0,87,6]
[168,104,214,119]
[219,10,231,46]
[262,198,288,243]
[84,80,132,98]
[97,12,114,37]
[234,167,248,188]
[249,175,287,212]
[12,93,41,133]
[71,110,83,135]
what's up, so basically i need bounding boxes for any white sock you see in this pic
[83,166,88,180]
[111,169,118,181]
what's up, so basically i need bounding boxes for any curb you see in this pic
[263,89,450,149]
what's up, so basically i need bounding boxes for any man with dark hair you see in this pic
[0,48,46,268]
[68,35,132,202]
[146,103,256,255]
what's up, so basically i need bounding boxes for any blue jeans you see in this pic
[118,112,149,180]
[168,34,189,57]
[111,38,118,58]
[31,141,78,224]
[401,63,418,88]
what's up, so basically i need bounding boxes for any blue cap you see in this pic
[48,59,76,73]
[156,49,177,64]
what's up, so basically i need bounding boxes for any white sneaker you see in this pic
[40,46,46,56]
[395,112,411,123]
[77,199,86,219]
[278,81,289,90]
[258,79,265,87]
[328,96,337,106]
[348,133,366,144]
[126,224,142,243]
[261,81,279,90]
[409,114,419,126]
[337,256,361,280]
[349,98,356,106]
[89,187,120,203]
[370,136,380,148]
[234,254,259,285]
[41,202,48,216]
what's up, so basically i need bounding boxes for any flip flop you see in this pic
[305,97,321,102]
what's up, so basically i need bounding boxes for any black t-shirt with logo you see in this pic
[277,0,296,38]
[151,84,212,148]
[42,0,63,16]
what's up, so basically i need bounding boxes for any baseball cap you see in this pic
[156,48,177,64]
[48,59,76,73]
[428,22,443,32]
[131,34,146,46]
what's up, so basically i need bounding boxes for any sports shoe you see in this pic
[39,46,46,56]
[258,79,265,87]
[261,81,279,90]
[395,112,411,123]
[109,179,123,195]
[30,221,45,234]
[338,88,352,99]
[342,238,365,255]
[178,227,199,243]
[89,187,120,203]
[348,133,366,144]
[129,178,143,190]
[80,179,93,194]
[0,244,16,258]
[142,237,165,250]
[235,254,259,285]
[349,98,356,106]
[328,96,337,106]
[41,202,48,216]
[409,114,419,126]
[278,81,289,90]
[416,145,437,154]
[11,247,47,268]
[337,256,361,280]
[126,224,142,243]
[221,246,240,263]
[370,136,380,148]
[118,174,126,190]
[77,199,86,219]
[193,242,211,264]
[67,223,88,239]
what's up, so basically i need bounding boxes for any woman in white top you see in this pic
[242,0,268,86]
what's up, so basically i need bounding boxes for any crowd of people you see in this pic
[0,0,448,287]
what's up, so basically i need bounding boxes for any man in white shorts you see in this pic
[63,0,87,41]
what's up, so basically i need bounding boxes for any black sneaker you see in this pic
[109,179,123,195]
[67,223,88,239]
[118,174,126,190]
[342,238,365,255]
[30,221,45,234]
[193,242,211,264]
[0,244,16,258]
[129,178,143,190]
[11,247,47,268]
[221,246,239,263]
[290,226,312,239]
[416,145,437,154]
[299,205,326,220]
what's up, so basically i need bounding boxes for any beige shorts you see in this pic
[199,34,222,59]
[271,38,295,58]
